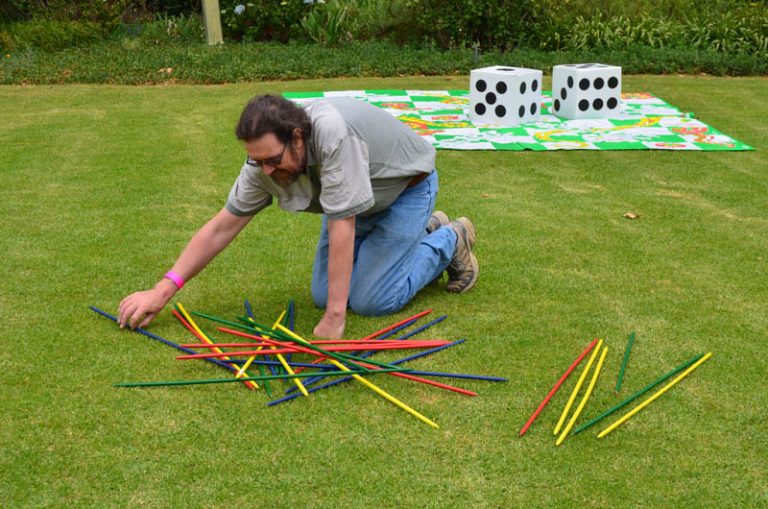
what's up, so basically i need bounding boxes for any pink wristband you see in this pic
[164,271,185,290]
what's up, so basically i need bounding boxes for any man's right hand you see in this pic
[118,279,177,330]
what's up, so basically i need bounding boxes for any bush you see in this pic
[121,13,205,45]
[219,0,310,43]
[404,0,536,49]
[0,19,105,52]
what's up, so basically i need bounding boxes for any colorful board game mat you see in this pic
[284,90,752,152]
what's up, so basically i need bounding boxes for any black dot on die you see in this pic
[532,80,539,92]
[567,76,574,88]
[485,92,497,105]
[519,82,527,94]
[607,97,618,109]
[474,103,486,115]
[495,105,506,117]
[530,102,537,115]
[554,99,561,111]
[560,88,567,100]
[608,77,619,89]
[496,81,507,94]
[518,105,525,118]
[579,78,590,91]
[594,77,605,90]
[578,99,589,111]
[593,98,604,110]
[476,79,487,92]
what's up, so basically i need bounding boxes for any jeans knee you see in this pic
[349,291,403,317]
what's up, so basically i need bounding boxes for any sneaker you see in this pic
[426,210,450,234]
[446,217,478,293]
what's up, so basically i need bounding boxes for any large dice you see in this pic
[470,66,543,125]
[551,63,622,119]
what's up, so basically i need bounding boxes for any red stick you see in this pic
[358,309,433,341]
[518,338,599,437]
[292,308,433,374]
[176,342,450,360]
[382,370,477,396]
[171,309,257,391]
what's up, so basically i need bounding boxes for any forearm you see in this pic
[325,216,356,316]
[157,208,252,294]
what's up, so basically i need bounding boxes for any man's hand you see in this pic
[313,310,345,339]
[118,280,176,329]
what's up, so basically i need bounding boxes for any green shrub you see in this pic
[219,0,310,43]
[3,0,133,25]
[301,0,351,46]
[1,19,105,52]
[404,0,536,49]
[125,13,205,44]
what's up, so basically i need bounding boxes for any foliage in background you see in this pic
[0,19,105,51]
[219,0,309,43]
[301,0,350,47]
[404,0,537,49]
[0,0,766,74]
[530,11,768,54]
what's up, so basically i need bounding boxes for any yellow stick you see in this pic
[554,339,603,435]
[598,352,712,438]
[557,346,608,446]
[276,324,439,429]
[266,312,309,397]
[236,311,286,377]
[176,302,258,390]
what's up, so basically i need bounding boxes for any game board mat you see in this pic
[284,90,752,152]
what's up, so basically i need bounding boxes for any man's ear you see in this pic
[292,127,303,147]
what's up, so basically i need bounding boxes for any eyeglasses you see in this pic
[248,141,288,168]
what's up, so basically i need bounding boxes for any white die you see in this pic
[470,66,543,126]
[551,63,622,119]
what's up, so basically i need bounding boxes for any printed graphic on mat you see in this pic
[284,90,752,152]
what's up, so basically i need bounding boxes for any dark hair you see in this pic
[235,94,311,145]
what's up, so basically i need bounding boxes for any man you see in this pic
[118,95,478,339]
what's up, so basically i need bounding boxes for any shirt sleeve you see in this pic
[317,131,374,220]
[225,161,273,216]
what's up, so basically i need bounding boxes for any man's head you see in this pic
[236,95,312,187]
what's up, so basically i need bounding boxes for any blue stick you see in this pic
[268,339,466,406]
[224,359,338,370]
[89,306,235,373]
[285,315,447,393]
[244,298,279,376]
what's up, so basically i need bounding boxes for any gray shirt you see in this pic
[226,97,436,220]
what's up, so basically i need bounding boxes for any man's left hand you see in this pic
[314,312,345,339]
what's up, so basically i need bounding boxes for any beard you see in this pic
[270,168,301,187]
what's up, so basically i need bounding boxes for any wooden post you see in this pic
[201,0,224,45]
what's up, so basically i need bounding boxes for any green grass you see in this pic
[1,75,766,508]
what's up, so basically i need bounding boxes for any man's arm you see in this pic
[118,208,253,329]
[314,215,355,339]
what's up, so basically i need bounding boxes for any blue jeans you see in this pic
[311,171,457,316]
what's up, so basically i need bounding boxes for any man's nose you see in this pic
[261,163,275,175]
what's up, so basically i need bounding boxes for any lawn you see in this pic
[1,75,766,508]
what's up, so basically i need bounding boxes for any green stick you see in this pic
[114,366,410,388]
[574,353,704,435]
[615,331,636,392]
[192,310,405,371]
